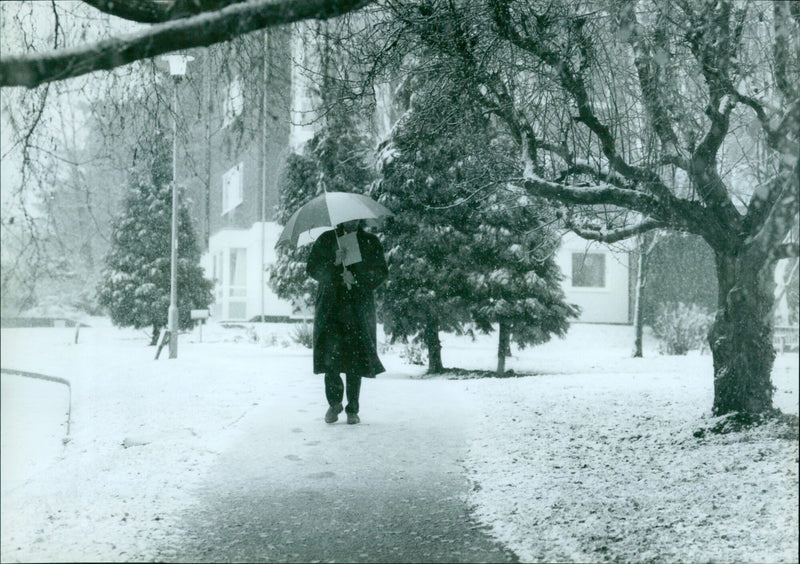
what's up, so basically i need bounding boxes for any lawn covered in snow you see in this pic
[1,320,797,562]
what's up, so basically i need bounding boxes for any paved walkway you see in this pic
[161,377,518,563]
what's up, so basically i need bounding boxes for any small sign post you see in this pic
[191,309,210,343]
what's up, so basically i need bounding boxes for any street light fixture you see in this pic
[161,54,194,359]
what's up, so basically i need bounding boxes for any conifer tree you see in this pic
[469,189,580,375]
[269,152,320,312]
[375,85,578,374]
[97,134,213,345]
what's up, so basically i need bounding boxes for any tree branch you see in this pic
[1,0,373,88]
[688,101,743,233]
[519,166,710,237]
[745,173,800,261]
[488,0,679,206]
[660,154,691,172]
[773,1,800,102]
[617,1,681,154]
[567,218,666,244]
[749,96,800,164]
[80,0,249,24]
[677,1,745,233]
[520,174,656,219]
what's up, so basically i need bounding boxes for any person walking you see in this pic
[306,220,388,424]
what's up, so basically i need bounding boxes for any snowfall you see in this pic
[1,317,797,563]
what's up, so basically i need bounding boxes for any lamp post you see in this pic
[162,54,194,359]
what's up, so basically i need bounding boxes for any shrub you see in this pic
[291,322,314,349]
[245,326,260,344]
[400,341,427,365]
[652,302,713,355]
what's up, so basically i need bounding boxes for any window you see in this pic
[229,248,247,298]
[222,77,244,127]
[222,163,243,214]
[572,252,606,288]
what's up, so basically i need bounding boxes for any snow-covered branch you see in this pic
[558,161,632,191]
[520,174,656,216]
[0,0,373,88]
[567,218,666,244]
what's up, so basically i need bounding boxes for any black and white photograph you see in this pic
[1,0,798,562]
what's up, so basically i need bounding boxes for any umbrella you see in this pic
[276,191,394,248]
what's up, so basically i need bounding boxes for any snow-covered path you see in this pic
[0,323,520,562]
[159,376,516,562]
[1,322,796,562]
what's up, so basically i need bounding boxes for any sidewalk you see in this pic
[159,377,518,562]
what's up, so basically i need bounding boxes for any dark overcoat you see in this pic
[307,228,388,377]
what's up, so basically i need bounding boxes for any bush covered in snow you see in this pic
[290,322,313,349]
[652,301,713,355]
[400,341,427,366]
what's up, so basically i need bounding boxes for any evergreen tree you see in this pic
[469,188,580,375]
[269,152,319,313]
[373,125,473,373]
[375,85,578,374]
[97,134,213,345]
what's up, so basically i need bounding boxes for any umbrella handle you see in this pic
[334,229,354,290]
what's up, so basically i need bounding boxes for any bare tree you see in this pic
[0,0,373,88]
[356,0,798,416]
[0,3,299,313]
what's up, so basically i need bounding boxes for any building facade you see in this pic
[557,232,633,324]
[182,29,296,321]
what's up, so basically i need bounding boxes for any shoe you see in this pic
[347,412,360,425]
[325,403,343,423]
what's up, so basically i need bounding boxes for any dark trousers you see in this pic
[325,373,362,414]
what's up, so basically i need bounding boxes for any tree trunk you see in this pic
[708,252,777,415]
[424,319,444,374]
[633,241,646,358]
[150,325,161,346]
[633,231,660,358]
[497,322,510,376]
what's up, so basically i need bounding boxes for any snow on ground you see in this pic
[1,320,797,562]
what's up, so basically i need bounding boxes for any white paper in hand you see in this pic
[338,232,362,266]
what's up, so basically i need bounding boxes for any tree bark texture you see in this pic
[709,252,777,415]
[496,322,510,376]
[633,243,645,358]
[150,324,161,346]
[424,320,443,374]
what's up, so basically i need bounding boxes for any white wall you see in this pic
[203,222,295,320]
[556,232,632,324]
[204,226,634,324]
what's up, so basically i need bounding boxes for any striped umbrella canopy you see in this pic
[276,191,394,248]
